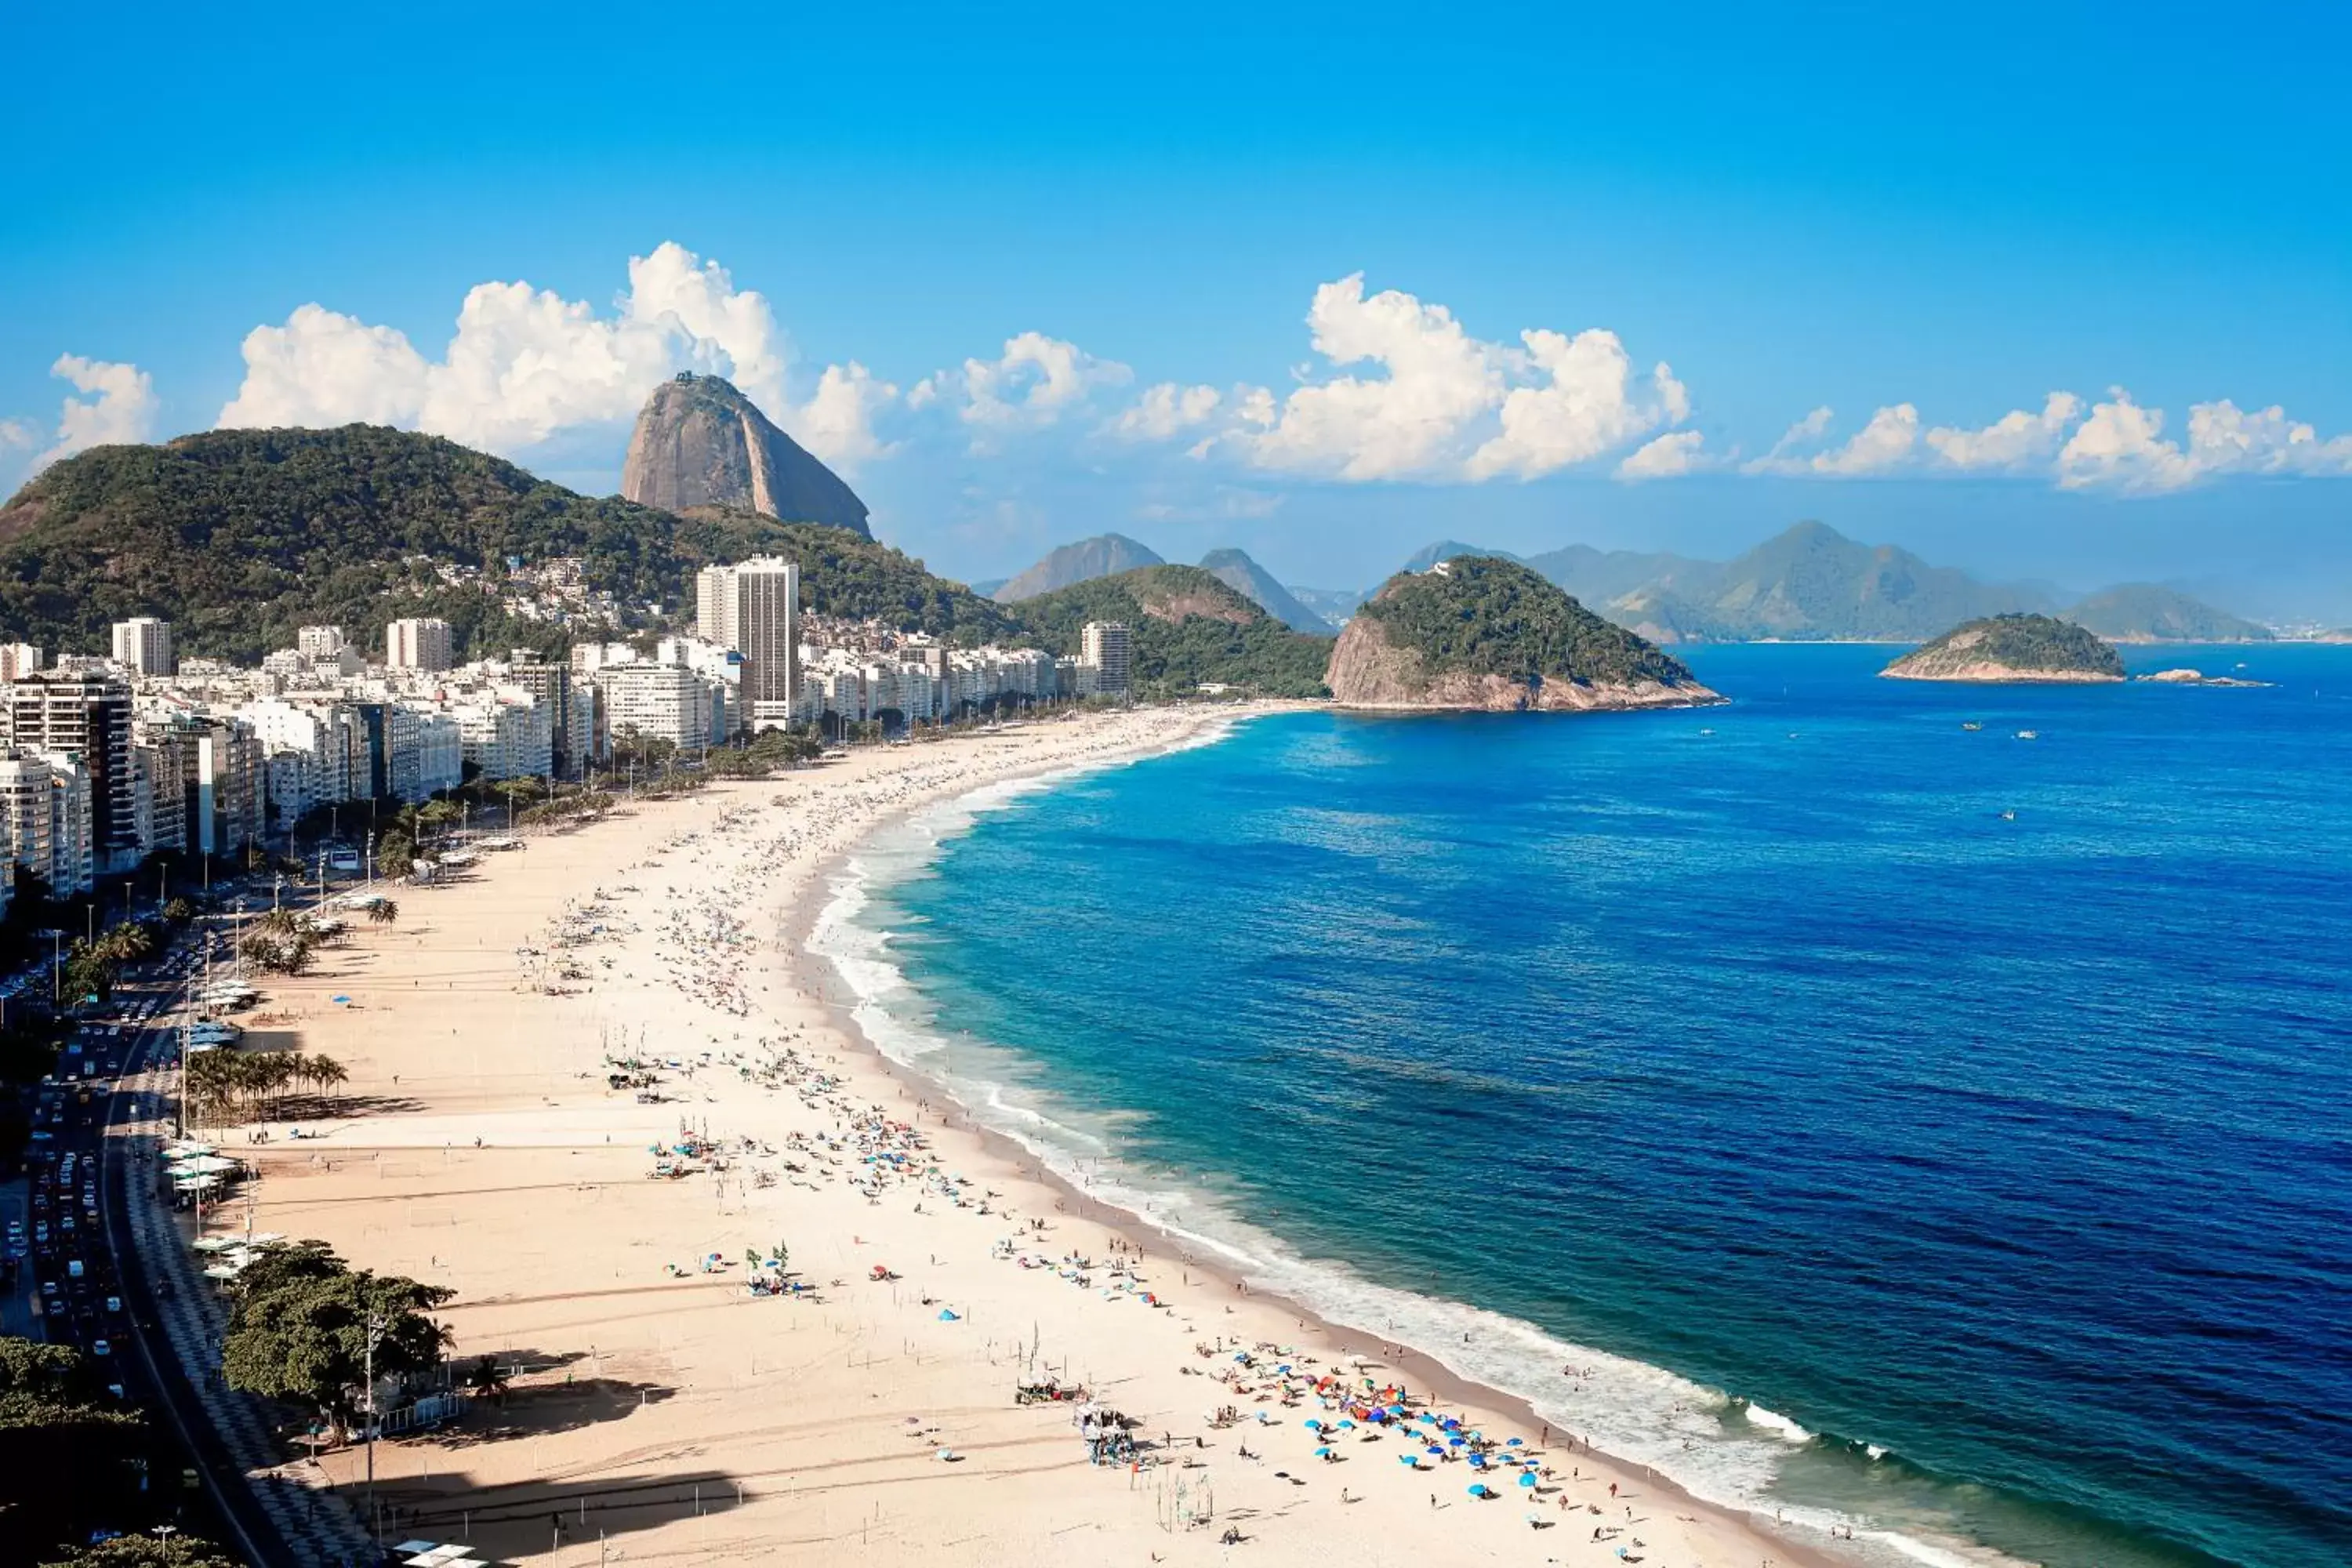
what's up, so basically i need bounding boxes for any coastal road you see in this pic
[98,942,376,1567]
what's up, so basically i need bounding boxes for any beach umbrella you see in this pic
[1505,1437,1523,1446]
[1468,1483,1491,1498]
[1303,1419,1322,1430]
[1313,1446,1333,1457]
[1398,1454,1419,1468]
[1517,1471,1537,1487]
[331,995,351,1004]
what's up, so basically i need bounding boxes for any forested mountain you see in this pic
[1014,565,1331,696]
[1882,614,2127,682]
[0,428,1014,662]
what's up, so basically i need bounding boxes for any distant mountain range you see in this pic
[1196,550,1334,633]
[996,535,1338,633]
[1374,524,2270,644]
[993,534,1165,602]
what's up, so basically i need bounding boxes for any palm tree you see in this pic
[309,1054,349,1109]
[368,899,399,928]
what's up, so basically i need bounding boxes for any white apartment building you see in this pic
[387,617,455,672]
[297,625,347,660]
[111,616,175,677]
[1080,621,1132,694]
[596,662,720,750]
[454,693,552,782]
[0,644,43,681]
[697,558,799,730]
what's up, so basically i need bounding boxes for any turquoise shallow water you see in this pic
[813,644,2352,1568]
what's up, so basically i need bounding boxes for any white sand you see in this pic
[218,706,1821,1566]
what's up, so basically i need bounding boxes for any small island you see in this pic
[1880,613,2125,684]
[2136,667,2273,688]
[1324,555,1724,712]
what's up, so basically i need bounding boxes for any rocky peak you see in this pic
[620,373,870,537]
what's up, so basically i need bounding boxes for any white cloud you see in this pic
[35,354,159,470]
[1239,274,1508,481]
[216,241,862,458]
[789,361,899,471]
[2056,388,2352,492]
[1615,429,1710,481]
[1745,404,1917,477]
[960,331,1132,429]
[1926,391,2083,470]
[1468,331,1688,481]
[0,418,35,451]
[1113,382,1223,440]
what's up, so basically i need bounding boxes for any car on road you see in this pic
[91,1338,109,1356]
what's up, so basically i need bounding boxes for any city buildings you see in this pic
[110,616,175,677]
[386,617,455,672]
[2,673,139,871]
[1080,621,1132,694]
[696,558,799,730]
[0,643,45,681]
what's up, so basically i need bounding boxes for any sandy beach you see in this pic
[204,705,1827,1567]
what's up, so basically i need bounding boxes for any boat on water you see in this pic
[2016,729,2039,740]
[1962,720,1984,731]
[1999,809,2017,821]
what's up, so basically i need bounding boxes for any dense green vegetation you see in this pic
[1014,565,1333,697]
[0,1336,182,1560]
[41,1537,241,1568]
[220,1242,452,1443]
[1358,557,1693,684]
[1893,613,2126,676]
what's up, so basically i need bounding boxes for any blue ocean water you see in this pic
[816,644,2352,1568]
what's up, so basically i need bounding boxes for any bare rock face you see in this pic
[1325,612,1723,713]
[621,374,870,537]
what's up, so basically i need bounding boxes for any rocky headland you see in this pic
[1325,555,1724,712]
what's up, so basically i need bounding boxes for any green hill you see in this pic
[0,426,1014,662]
[1012,564,1332,697]
[1882,613,2126,682]
[1348,557,1697,688]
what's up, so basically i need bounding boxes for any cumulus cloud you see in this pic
[2056,388,2352,492]
[215,241,855,458]
[791,361,900,470]
[1468,331,1688,481]
[1615,429,1711,481]
[34,355,159,471]
[1236,275,1506,480]
[1112,382,1223,440]
[1925,392,2083,470]
[1746,404,1918,476]
[0,418,35,451]
[959,331,1132,429]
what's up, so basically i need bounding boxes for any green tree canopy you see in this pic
[220,1243,453,1439]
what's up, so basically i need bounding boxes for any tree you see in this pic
[220,1243,452,1444]
[463,1354,510,1403]
[161,897,195,925]
[373,833,416,879]
[0,1336,152,1559]
[367,899,399,927]
[40,1534,242,1568]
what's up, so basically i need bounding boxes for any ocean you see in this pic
[808,643,2352,1568]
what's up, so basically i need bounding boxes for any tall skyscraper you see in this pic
[110,616,174,677]
[386,617,455,671]
[1081,621,1133,695]
[696,558,800,731]
[2,673,136,869]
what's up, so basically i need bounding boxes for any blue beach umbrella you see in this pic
[1314,1446,1333,1457]
[1505,1437,1523,1447]
[1398,1454,1419,1468]
[1468,1483,1491,1498]
[1303,1419,1323,1430]
[1517,1471,1537,1487]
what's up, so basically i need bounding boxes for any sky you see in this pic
[6,2,2350,619]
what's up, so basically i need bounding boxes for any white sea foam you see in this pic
[1744,1401,1817,1443]
[803,736,2043,1568]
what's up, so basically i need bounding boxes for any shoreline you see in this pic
[203,705,1869,1566]
[782,723,1872,1568]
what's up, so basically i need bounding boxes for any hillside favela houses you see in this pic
[0,570,1134,913]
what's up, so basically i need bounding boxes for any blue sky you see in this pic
[7,2,2349,616]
